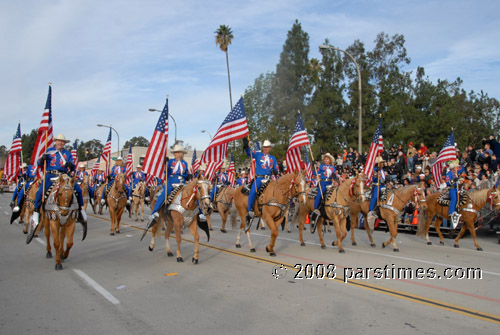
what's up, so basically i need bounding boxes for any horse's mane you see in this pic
[394,184,416,199]
[469,188,490,205]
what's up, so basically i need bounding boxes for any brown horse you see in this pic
[417,186,499,250]
[315,176,364,253]
[93,183,106,215]
[145,176,212,263]
[42,174,80,270]
[107,174,127,235]
[206,186,237,233]
[129,181,146,222]
[232,172,307,256]
[149,184,163,210]
[349,182,427,247]
[79,175,91,211]
[21,179,42,235]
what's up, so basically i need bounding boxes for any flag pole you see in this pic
[452,127,459,225]
[164,94,169,208]
[41,83,51,205]
[376,114,382,207]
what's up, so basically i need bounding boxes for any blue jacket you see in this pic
[246,149,277,176]
[38,148,74,173]
[236,177,248,186]
[110,165,126,178]
[216,172,228,185]
[318,164,336,180]
[167,158,189,185]
[76,170,89,182]
[132,171,145,184]
[445,167,465,188]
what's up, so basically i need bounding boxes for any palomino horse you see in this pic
[22,179,42,235]
[143,176,212,263]
[79,175,91,211]
[349,182,427,247]
[129,181,146,222]
[232,172,307,256]
[417,186,500,250]
[207,186,237,233]
[314,176,364,253]
[93,183,106,215]
[41,174,82,270]
[107,174,127,235]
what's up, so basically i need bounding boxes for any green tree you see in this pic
[21,129,38,164]
[215,25,235,111]
[78,139,103,160]
[123,136,150,149]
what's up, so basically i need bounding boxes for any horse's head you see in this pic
[490,185,500,211]
[349,174,364,201]
[291,171,307,205]
[114,174,126,192]
[195,175,212,215]
[56,174,76,217]
[415,181,427,211]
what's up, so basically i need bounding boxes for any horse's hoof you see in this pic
[440,241,445,245]
[382,243,386,248]
[167,252,174,257]
[300,242,305,247]
[269,252,276,256]
[352,242,357,246]
[250,248,256,253]
[427,241,432,245]
[235,244,241,248]
[339,249,345,253]
[477,247,483,251]
[148,246,153,252]
[328,230,331,233]
[260,227,265,230]
[370,243,376,248]
[192,258,198,264]
[46,252,52,259]
[62,255,68,260]
[287,230,291,233]
[393,249,399,252]
[454,244,459,248]
[110,232,115,236]
[209,228,214,231]
[265,246,270,252]
[331,241,335,246]
[220,229,226,233]
[321,245,326,249]
[177,257,183,262]
[55,264,63,270]
[141,219,144,222]
[135,219,138,222]
[23,230,27,235]
[34,235,38,238]
[115,231,120,234]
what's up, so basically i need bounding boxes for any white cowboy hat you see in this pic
[322,153,335,164]
[415,165,422,170]
[172,144,187,153]
[21,163,28,168]
[78,163,86,168]
[116,156,124,161]
[262,140,272,147]
[136,164,142,168]
[448,160,458,169]
[375,156,386,164]
[54,134,70,143]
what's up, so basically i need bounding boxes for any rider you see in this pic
[366,157,386,228]
[76,163,88,182]
[147,144,190,224]
[100,157,128,205]
[441,159,465,228]
[310,153,337,225]
[32,134,86,230]
[11,163,28,209]
[128,164,146,199]
[12,164,37,213]
[210,166,229,202]
[236,170,249,187]
[243,139,278,224]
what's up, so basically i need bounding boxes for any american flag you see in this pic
[142,98,169,182]
[227,153,236,187]
[90,156,101,188]
[285,114,310,172]
[101,128,112,177]
[31,85,54,178]
[363,118,384,185]
[303,147,313,182]
[432,131,457,187]
[125,146,133,185]
[71,139,79,168]
[5,123,23,183]
[146,174,157,188]
[200,97,248,164]
[190,148,201,174]
[204,160,224,182]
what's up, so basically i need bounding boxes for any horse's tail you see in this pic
[280,216,286,231]
[416,207,427,239]
[197,215,210,242]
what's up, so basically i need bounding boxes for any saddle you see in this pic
[364,187,388,202]
[241,180,270,196]
[215,184,227,200]
[307,187,318,199]
[437,191,469,207]
[165,185,184,206]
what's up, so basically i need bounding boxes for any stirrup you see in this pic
[13,206,20,212]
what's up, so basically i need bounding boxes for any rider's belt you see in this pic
[320,178,333,181]
[256,175,271,179]
[46,171,65,176]
[171,183,181,188]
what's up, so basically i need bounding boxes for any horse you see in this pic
[129,181,146,222]
[93,183,106,215]
[106,174,127,235]
[22,179,42,235]
[79,175,91,211]
[314,176,364,253]
[143,175,212,263]
[349,182,427,247]
[232,172,307,256]
[416,186,500,250]
[150,184,163,210]
[207,186,237,233]
[41,174,81,270]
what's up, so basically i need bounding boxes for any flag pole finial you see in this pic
[48,82,52,86]
[297,110,301,115]
[166,94,169,99]
[379,113,382,118]
[451,127,454,131]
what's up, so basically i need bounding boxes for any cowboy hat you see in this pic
[375,156,385,164]
[78,163,86,168]
[262,140,272,147]
[322,153,335,164]
[136,164,142,168]
[54,134,70,143]
[115,156,124,161]
[172,144,187,153]
[448,159,459,169]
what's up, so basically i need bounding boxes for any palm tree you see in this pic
[215,25,234,111]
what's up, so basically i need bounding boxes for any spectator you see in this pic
[407,142,417,173]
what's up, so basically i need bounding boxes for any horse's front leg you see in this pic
[262,212,278,256]
[174,222,183,262]
[62,218,75,260]
[44,214,52,258]
[116,205,125,233]
[164,217,174,257]
[51,220,63,270]
[363,213,375,247]
[317,217,326,249]
[141,201,144,222]
[383,216,399,252]
[331,217,344,253]
[189,220,200,264]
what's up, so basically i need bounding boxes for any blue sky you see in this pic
[1,0,499,152]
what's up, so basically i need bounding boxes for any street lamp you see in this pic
[149,109,177,145]
[97,124,120,157]
[319,44,363,153]
[201,129,213,140]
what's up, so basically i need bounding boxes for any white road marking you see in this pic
[211,225,500,277]
[4,211,9,215]
[73,269,120,305]
[35,238,46,246]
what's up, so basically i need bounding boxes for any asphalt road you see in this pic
[1,192,499,335]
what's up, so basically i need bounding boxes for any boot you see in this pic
[310,209,321,234]
[78,207,88,241]
[100,198,105,205]
[245,211,254,233]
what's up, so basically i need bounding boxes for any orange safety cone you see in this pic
[411,208,419,225]
[305,214,310,224]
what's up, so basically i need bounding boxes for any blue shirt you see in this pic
[246,149,278,176]
[445,167,465,187]
[167,158,189,184]
[132,171,145,184]
[318,164,336,180]
[76,170,89,182]
[110,165,126,178]
[216,172,228,185]
[39,147,74,173]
